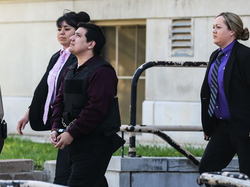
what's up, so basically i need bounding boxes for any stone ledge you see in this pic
[167,157,199,172]
[0,159,44,182]
[0,172,32,180]
[0,159,33,173]
[0,171,44,181]
[44,160,56,183]
[33,171,45,181]
[13,172,36,180]
[108,156,168,172]
[106,156,240,187]
[0,173,12,180]
[107,156,239,172]
[0,157,240,187]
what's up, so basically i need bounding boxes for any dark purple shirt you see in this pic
[208,40,236,120]
[52,56,118,138]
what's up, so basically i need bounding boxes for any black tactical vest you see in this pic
[62,60,121,136]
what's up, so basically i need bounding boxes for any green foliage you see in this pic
[114,143,204,157]
[0,136,204,170]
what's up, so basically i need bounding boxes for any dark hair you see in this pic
[56,10,90,30]
[77,22,106,55]
[217,12,249,41]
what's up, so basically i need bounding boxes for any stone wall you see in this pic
[1,0,250,145]
[0,157,240,187]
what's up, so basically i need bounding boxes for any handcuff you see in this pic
[56,128,66,133]
[51,128,66,134]
[51,118,76,134]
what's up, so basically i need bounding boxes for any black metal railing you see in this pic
[122,61,207,165]
[197,172,250,186]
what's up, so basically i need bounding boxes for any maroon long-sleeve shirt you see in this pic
[51,56,118,138]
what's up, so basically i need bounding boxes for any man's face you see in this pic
[69,27,92,55]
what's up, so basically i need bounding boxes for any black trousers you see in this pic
[67,135,115,187]
[54,147,71,185]
[0,138,3,154]
[199,120,250,186]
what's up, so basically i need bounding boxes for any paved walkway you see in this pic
[12,135,50,143]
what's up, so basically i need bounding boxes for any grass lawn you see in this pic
[0,136,57,170]
[0,136,204,170]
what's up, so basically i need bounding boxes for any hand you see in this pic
[50,131,58,146]
[204,133,210,141]
[17,109,30,135]
[54,132,74,149]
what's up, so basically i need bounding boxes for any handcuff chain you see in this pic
[61,118,76,130]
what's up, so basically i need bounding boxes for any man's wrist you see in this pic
[51,128,66,134]
[51,128,57,132]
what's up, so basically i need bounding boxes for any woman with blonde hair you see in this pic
[200,12,250,186]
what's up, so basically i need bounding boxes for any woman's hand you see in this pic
[17,109,30,135]
[204,133,210,141]
[50,130,58,146]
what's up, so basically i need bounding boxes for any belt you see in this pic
[216,118,230,126]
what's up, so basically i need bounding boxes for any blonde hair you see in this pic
[217,12,249,41]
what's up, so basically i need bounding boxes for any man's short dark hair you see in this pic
[77,22,106,55]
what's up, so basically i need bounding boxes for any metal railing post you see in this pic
[128,62,159,157]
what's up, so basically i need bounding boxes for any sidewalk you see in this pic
[11,135,51,143]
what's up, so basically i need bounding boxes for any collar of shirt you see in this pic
[60,47,71,59]
[219,39,236,59]
[76,55,102,72]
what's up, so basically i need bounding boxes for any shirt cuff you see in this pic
[52,122,63,129]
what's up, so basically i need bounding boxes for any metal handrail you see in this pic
[124,124,202,131]
[127,61,207,160]
[121,125,200,166]
[0,180,64,187]
[197,172,250,186]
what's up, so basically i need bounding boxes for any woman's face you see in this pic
[57,21,76,49]
[213,16,235,49]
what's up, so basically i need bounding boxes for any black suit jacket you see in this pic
[201,41,250,137]
[29,50,76,131]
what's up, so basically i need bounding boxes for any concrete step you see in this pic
[0,159,33,173]
[0,171,44,180]
[0,159,45,181]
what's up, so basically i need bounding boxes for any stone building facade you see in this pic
[1,0,250,145]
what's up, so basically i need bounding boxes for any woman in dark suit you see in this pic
[16,10,90,185]
[199,12,250,183]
